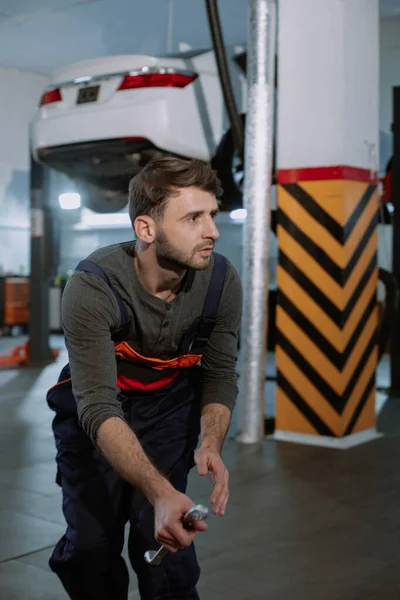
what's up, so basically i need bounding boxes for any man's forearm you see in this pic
[199,403,232,454]
[96,417,174,504]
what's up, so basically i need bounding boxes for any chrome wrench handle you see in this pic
[144,504,208,566]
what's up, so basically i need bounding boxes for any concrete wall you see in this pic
[378,17,400,300]
[380,16,400,134]
[380,16,400,170]
[0,67,48,275]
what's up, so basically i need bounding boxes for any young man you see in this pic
[47,157,242,600]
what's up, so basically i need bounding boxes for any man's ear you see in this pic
[134,215,156,243]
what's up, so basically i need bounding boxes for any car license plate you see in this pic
[76,85,100,104]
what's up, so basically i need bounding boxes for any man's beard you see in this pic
[154,230,213,271]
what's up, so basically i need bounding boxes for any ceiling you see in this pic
[0,0,248,73]
[0,0,398,74]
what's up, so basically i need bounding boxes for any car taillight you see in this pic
[118,71,198,91]
[40,88,62,106]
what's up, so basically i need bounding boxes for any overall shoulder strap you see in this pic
[75,259,130,329]
[180,252,228,355]
[201,252,227,321]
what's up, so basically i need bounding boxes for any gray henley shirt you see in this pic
[61,241,243,443]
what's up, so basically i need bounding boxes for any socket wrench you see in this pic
[144,504,208,566]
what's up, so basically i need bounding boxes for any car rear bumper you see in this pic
[31,98,211,162]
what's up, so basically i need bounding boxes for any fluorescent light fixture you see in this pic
[59,192,81,210]
[72,208,132,230]
[229,208,247,221]
[80,209,131,227]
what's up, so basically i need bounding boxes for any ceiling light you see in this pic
[59,193,81,210]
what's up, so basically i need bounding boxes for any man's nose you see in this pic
[204,218,220,240]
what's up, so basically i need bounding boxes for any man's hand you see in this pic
[97,419,208,553]
[194,446,229,516]
[153,490,208,553]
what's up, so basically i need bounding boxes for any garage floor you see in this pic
[0,335,399,600]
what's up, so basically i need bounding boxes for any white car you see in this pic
[30,47,247,212]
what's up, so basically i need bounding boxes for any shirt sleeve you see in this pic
[61,271,127,443]
[200,261,243,412]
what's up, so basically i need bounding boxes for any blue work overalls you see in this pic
[46,253,227,600]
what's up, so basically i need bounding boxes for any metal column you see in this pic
[28,155,57,365]
[237,0,276,443]
[390,87,400,394]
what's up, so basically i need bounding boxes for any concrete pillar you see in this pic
[274,0,380,448]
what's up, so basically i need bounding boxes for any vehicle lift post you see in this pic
[28,155,58,366]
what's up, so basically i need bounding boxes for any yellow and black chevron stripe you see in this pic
[275,179,379,437]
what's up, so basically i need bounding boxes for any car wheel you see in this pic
[212,113,277,215]
[212,114,246,210]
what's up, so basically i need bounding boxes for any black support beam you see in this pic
[390,87,400,394]
[28,156,58,366]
